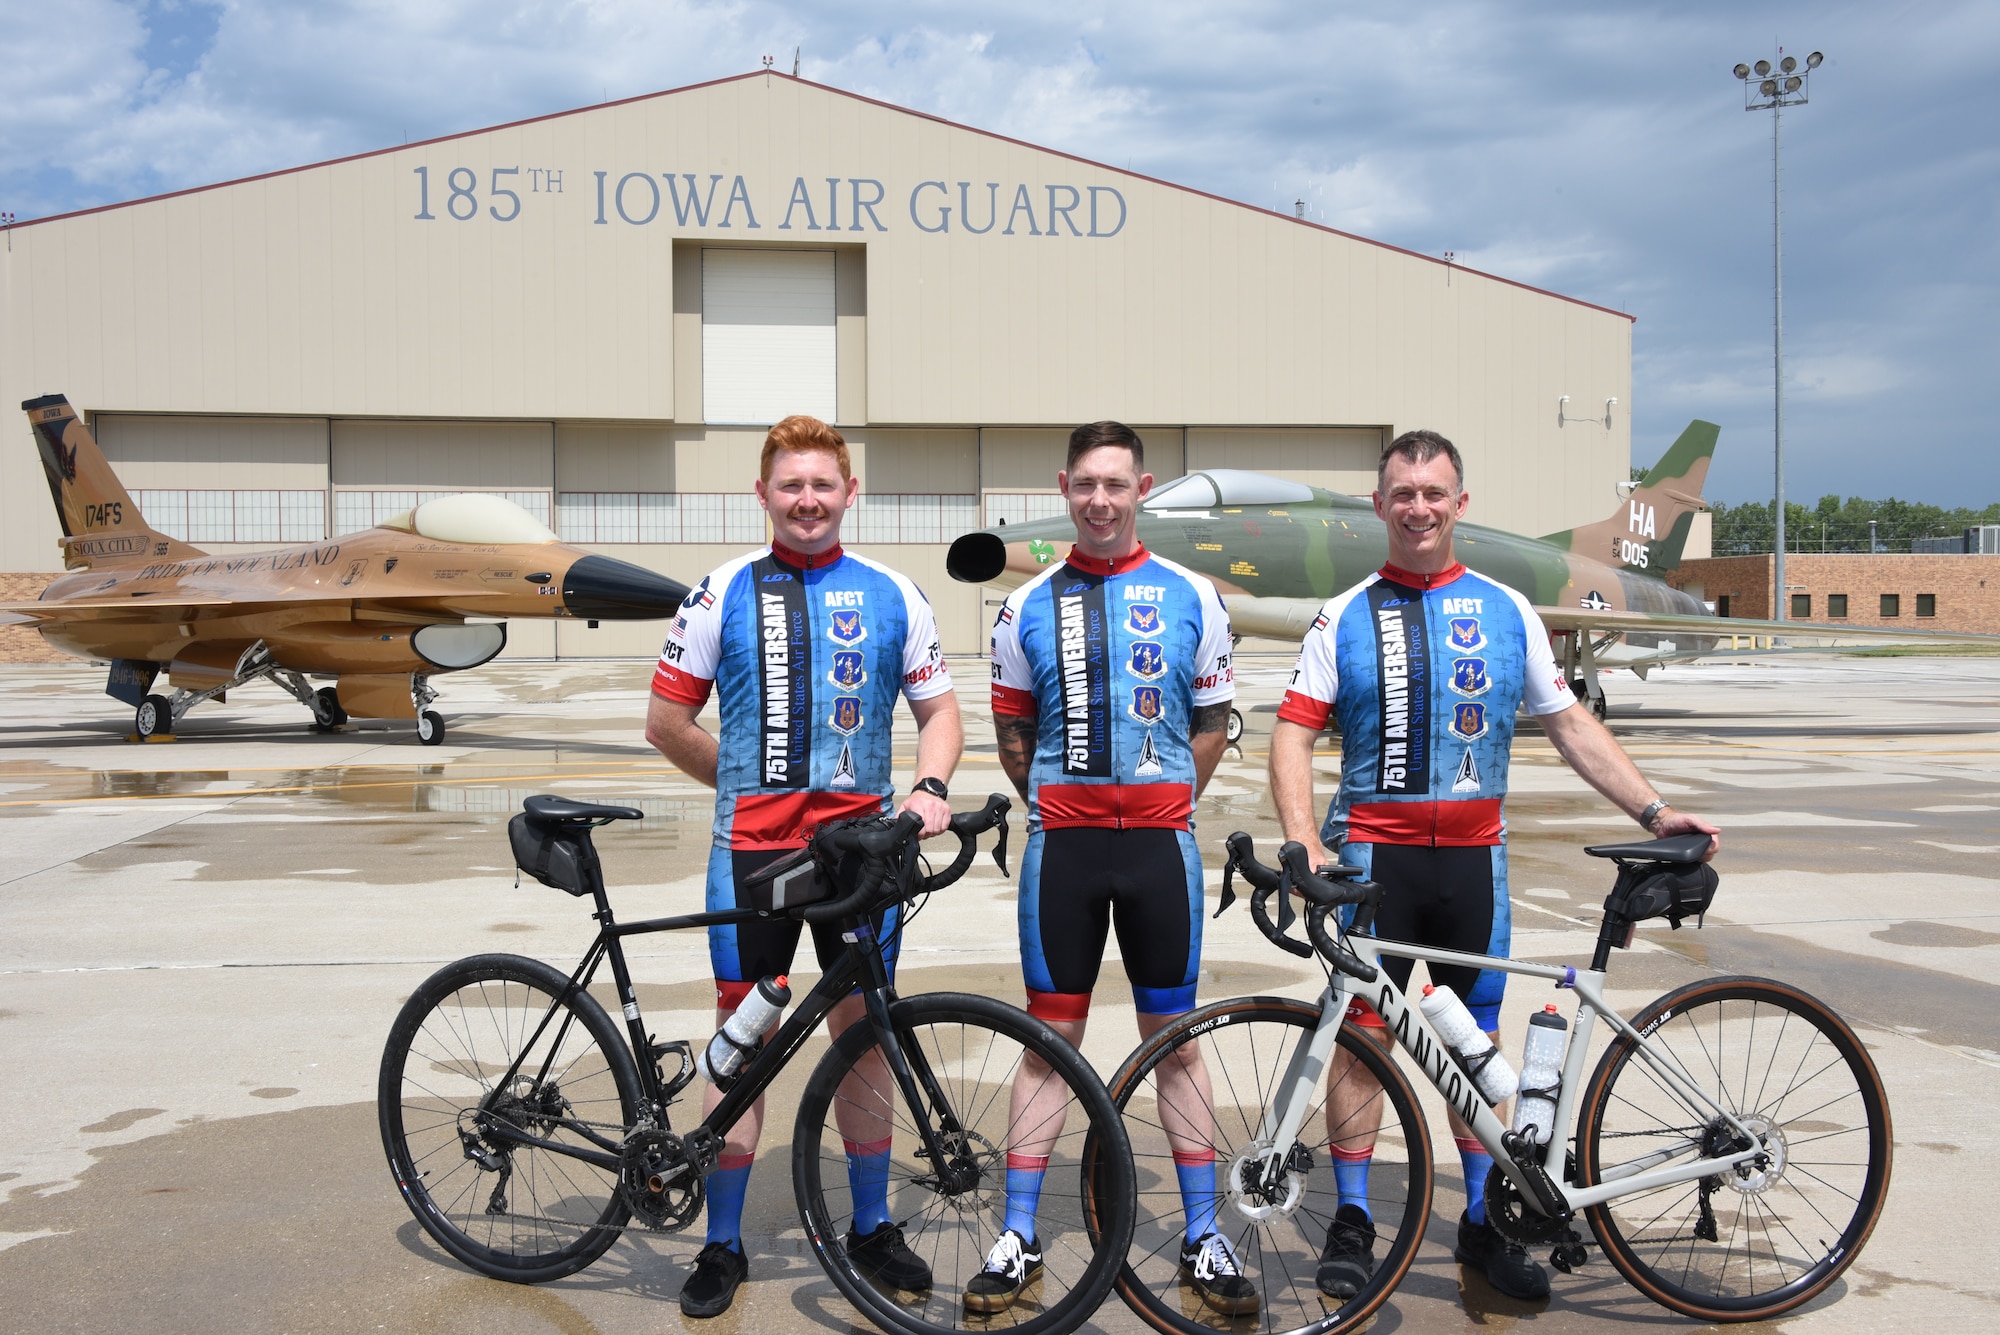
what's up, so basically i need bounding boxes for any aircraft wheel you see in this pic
[417,710,446,746]
[1225,707,1244,745]
[135,694,174,740]
[315,686,349,727]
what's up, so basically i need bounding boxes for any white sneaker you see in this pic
[1181,1231,1260,1315]
[964,1229,1043,1313]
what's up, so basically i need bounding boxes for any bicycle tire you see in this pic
[1577,975,1892,1323]
[793,991,1137,1335]
[1100,996,1434,1335]
[379,953,643,1282]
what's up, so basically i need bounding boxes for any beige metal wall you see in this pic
[94,414,329,489]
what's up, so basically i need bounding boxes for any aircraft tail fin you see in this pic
[1539,419,1718,577]
[20,394,205,569]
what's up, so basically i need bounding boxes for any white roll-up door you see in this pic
[702,249,836,425]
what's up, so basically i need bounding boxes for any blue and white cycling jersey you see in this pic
[990,544,1233,832]
[1278,562,1573,847]
[653,541,953,850]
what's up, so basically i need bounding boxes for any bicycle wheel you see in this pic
[1577,976,1892,1322]
[1102,997,1434,1335]
[379,953,643,1282]
[793,992,1136,1335]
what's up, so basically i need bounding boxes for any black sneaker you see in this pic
[679,1240,750,1318]
[1317,1204,1377,1300]
[846,1222,933,1292]
[1180,1232,1260,1316]
[964,1230,1042,1313]
[1454,1212,1551,1300]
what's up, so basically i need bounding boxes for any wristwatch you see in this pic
[912,776,949,801]
[1638,798,1671,832]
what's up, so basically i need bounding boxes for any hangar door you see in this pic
[703,249,836,424]
[1186,428,1383,499]
[93,414,330,546]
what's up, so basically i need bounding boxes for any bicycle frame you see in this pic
[1255,932,1770,1217]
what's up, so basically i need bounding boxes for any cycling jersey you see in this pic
[1276,563,1572,847]
[989,545,1233,832]
[653,541,955,851]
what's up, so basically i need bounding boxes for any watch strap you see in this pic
[913,776,949,801]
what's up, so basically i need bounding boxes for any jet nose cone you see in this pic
[562,555,689,620]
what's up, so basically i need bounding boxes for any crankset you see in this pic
[1484,1157,1576,1247]
[621,1127,705,1231]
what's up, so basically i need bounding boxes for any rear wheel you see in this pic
[134,693,173,739]
[379,953,641,1282]
[794,992,1136,1335]
[417,709,446,745]
[1577,976,1891,1322]
[1102,997,1433,1335]
[315,685,348,728]
[1225,709,1245,745]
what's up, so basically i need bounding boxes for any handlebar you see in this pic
[800,794,1013,924]
[1222,832,1382,983]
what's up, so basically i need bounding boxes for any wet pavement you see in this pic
[2,653,1999,1332]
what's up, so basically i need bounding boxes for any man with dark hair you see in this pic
[970,422,1254,1315]
[646,414,963,1316]
[1270,429,1716,1304]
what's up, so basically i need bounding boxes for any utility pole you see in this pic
[1735,50,1824,620]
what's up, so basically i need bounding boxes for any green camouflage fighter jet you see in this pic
[947,421,1987,736]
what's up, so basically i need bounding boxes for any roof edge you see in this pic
[11,69,1636,324]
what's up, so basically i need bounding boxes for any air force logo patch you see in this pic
[826,609,867,645]
[1448,617,1486,652]
[1450,657,1490,697]
[829,695,864,735]
[1128,641,1165,680]
[1129,685,1163,724]
[1451,701,1488,740]
[1126,603,1163,637]
[828,650,867,691]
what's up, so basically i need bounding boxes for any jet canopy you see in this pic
[1144,469,1318,510]
[379,493,559,545]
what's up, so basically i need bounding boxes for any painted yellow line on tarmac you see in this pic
[0,768,693,808]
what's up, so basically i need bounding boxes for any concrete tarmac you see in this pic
[2,653,1998,1333]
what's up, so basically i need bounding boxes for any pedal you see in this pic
[1549,1228,1589,1273]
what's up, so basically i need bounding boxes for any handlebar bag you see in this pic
[742,846,834,912]
[1612,862,1719,929]
[508,813,594,896]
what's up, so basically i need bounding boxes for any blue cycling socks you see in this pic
[845,1136,893,1235]
[1457,1138,1493,1226]
[1003,1153,1049,1240]
[1331,1145,1374,1220]
[705,1154,754,1249]
[1174,1152,1219,1242]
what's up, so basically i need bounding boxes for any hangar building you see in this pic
[1,71,1635,657]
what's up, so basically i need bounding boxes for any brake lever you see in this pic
[1213,858,1237,919]
[991,810,1010,877]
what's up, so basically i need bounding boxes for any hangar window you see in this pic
[703,249,837,424]
[557,493,767,545]
[1827,594,1848,618]
[985,493,1068,527]
[1880,593,1901,618]
[136,489,326,543]
[1917,593,1936,617]
[335,489,550,536]
[848,494,979,544]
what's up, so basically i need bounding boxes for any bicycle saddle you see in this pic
[522,794,644,824]
[1583,832,1712,864]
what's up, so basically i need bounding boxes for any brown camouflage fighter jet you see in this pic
[4,394,688,744]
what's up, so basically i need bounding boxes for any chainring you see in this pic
[1483,1156,1576,1246]
[621,1127,704,1231]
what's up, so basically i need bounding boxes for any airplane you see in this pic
[945,420,1983,739]
[4,394,689,744]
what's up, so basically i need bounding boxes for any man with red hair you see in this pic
[647,414,963,1316]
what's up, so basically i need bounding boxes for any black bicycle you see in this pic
[378,792,1136,1335]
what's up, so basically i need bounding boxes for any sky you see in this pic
[3,0,1995,506]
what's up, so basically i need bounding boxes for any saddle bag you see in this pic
[741,845,834,913]
[508,813,595,896]
[1607,861,1719,932]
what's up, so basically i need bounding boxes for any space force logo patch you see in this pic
[1128,641,1165,680]
[1451,702,1488,740]
[827,609,867,645]
[1447,617,1486,653]
[1450,657,1490,696]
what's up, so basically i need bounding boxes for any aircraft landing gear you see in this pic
[135,694,174,739]
[1226,707,1245,745]
[312,685,348,732]
[417,710,446,745]
[1570,677,1608,721]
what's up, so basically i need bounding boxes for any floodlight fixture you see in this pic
[1807,50,1823,68]
[1780,55,1797,73]
[1734,62,1751,78]
[1755,59,1771,75]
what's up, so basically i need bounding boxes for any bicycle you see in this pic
[378,791,1136,1335]
[1090,831,1891,1331]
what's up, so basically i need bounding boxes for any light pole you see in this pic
[1734,49,1824,620]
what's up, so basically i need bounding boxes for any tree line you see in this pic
[1707,496,2000,555]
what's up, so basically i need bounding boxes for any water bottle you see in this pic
[1511,1004,1569,1147]
[697,975,791,1083]
[1418,983,1518,1104]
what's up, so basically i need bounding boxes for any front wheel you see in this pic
[793,992,1136,1335]
[1102,997,1434,1335]
[1577,976,1892,1323]
[417,709,445,745]
[379,953,642,1282]
[135,693,173,738]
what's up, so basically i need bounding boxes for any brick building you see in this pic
[1670,554,2000,633]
